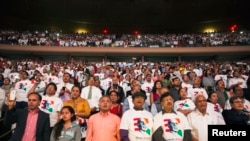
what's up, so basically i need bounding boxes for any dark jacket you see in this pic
[222,109,249,125]
[4,108,50,141]
[106,86,125,103]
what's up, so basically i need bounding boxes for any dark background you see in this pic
[1,0,250,33]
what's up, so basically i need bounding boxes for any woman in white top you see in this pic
[207,91,223,114]
[174,87,195,116]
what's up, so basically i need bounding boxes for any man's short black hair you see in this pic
[28,92,42,101]
[160,92,173,102]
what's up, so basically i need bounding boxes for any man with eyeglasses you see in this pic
[222,95,250,125]
[224,86,250,112]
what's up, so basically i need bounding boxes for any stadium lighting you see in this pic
[75,28,88,34]
[203,28,215,33]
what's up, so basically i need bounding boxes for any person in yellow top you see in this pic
[64,85,91,141]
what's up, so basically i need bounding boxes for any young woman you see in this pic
[207,91,223,114]
[149,80,162,105]
[108,90,123,118]
[64,85,91,141]
[50,106,81,141]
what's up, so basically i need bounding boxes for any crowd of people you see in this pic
[0,30,250,47]
[0,55,250,141]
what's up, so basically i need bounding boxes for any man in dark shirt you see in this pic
[222,95,250,125]
[106,76,125,104]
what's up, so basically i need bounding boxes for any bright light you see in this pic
[203,28,215,33]
[75,28,88,34]
[210,34,214,37]
[103,29,108,34]
[240,31,243,34]
[138,35,141,39]
[56,33,60,36]
[134,30,139,35]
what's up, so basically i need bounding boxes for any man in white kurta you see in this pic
[187,94,225,141]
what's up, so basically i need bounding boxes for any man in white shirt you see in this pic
[81,76,102,115]
[141,73,154,106]
[224,86,250,112]
[187,94,225,141]
[56,72,74,102]
[228,71,247,90]
[29,82,63,131]
[14,71,33,109]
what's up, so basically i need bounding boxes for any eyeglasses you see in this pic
[233,101,244,104]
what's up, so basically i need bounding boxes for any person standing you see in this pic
[40,83,63,132]
[86,96,121,141]
[106,76,125,104]
[64,85,91,140]
[187,94,225,141]
[4,92,50,141]
[174,87,195,116]
[56,72,74,102]
[50,106,82,141]
[153,92,192,141]
[14,71,33,109]
[222,95,250,125]
[107,90,123,118]
[120,92,153,141]
[81,76,102,115]
[151,86,169,116]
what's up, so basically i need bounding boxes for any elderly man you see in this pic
[187,94,225,141]
[86,95,120,141]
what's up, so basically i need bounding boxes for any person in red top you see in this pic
[150,80,162,105]
[108,90,123,118]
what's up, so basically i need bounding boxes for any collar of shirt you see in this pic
[133,107,144,111]
[99,111,110,117]
[195,109,209,116]
[72,96,82,102]
[28,108,39,114]
[162,109,177,115]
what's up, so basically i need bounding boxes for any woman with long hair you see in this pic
[149,80,162,105]
[64,85,91,141]
[50,106,81,141]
